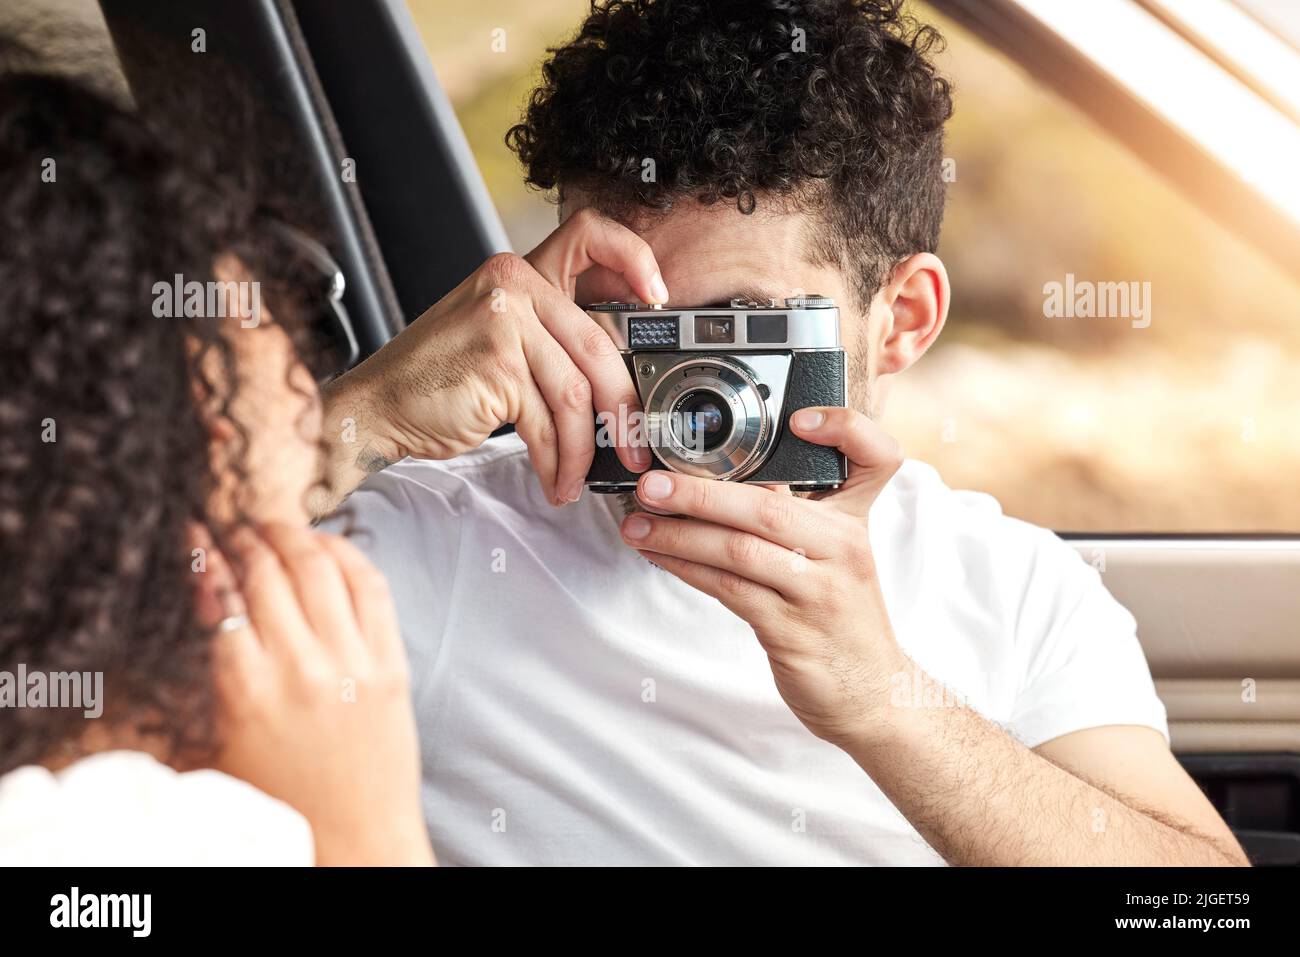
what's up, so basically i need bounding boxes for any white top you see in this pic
[330,433,1167,866]
[0,750,313,866]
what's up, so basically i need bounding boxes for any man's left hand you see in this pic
[619,406,907,746]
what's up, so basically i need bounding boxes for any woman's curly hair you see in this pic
[0,48,334,775]
[507,0,954,305]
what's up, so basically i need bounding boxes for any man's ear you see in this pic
[874,252,949,376]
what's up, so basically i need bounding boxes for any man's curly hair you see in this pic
[507,0,953,307]
[0,45,333,775]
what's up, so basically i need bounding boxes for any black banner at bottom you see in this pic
[0,864,1286,942]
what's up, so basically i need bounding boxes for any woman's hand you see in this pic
[202,523,434,866]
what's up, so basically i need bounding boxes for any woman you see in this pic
[0,55,432,865]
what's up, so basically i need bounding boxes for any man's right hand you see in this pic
[316,209,665,512]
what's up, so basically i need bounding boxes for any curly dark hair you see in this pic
[507,0,953,306]
[0,46,333,775]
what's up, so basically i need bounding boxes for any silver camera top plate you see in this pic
[586,297,840,352]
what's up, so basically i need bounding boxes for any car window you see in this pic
[409,0,1300,533]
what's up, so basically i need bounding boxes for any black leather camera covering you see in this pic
[586,350,848,489]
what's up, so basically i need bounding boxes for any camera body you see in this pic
[585,296,848,493]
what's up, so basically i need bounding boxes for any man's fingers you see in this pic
[637,550,779,622]
[621,513,815,597]
[634,469,838,558]
[521,321,598,503]
[788,407,903,514]
[523,210,660,476]
[511,372,563,504]
[530,284,651,475]
[525,207,668,305]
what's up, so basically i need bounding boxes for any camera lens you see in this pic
[675,389,732,452]
[644,356,773,481]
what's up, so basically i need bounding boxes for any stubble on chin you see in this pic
[615,491,642,519]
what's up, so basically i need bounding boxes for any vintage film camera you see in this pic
[584,296,848,492]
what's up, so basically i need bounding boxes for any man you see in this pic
[320,0,1244,865]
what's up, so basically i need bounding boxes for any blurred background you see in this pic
[407,0,1300,533]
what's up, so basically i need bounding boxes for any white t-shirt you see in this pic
[330,434,1167,866]
[0,750,313,866]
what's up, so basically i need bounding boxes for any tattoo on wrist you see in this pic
[357,446,394,475]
